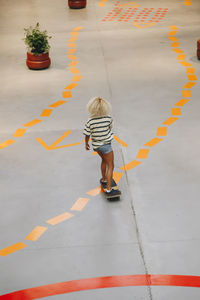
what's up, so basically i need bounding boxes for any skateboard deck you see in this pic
[101,179,121,199]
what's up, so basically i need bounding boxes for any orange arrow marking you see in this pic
[36,131,81,150]
[133,22,156,29]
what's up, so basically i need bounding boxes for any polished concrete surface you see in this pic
[0,0,200,299]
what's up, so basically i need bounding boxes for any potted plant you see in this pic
[68,0,86,9]
[23,22,52,70]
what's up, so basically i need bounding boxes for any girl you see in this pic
[83,97,121,197]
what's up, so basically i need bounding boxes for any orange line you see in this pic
[0,139,16,149]
[0,242,27,257]
[13,128,27,137]
[46,212,74,226]
[25,226,48,241]
[23,119,42,127]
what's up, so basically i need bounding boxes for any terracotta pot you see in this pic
[197,49,200,60]
[68,0,86,9]
[26,52,51,70]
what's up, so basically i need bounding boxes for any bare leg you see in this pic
[102,151,114,190]
[97,151,107,181]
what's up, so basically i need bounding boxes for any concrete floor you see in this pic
[0,0,200,299]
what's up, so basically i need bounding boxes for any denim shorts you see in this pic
[95,143,112,154]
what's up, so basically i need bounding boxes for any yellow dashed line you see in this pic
[62,91,72,98]
[179,61,192,67]
[0,242,27,257]
[0,139,16,149]
[182,90,191,98]
[13,128,26,138]
[162,117,179,125]
[136,149,149,159]
[87,186,102,196]
[69,68,81,74]
[172,48,184,54]
[67,55,77,60]
[175,99,190,106]
[46,212,74,226]
[120,160,141,171]
[113,135,128,147]
[186,68,195,74]
[68,43,76,48]
[177,54,186,60]
[64,83,78,90]
[70,198,90,211]
[25,226,48,241]
[67,49,76,54]
[68,61,78,67]
[23,119,42,128]
[168,37,178,41]
[183,82,196,88]
[168,31,178,36]
[171,108,181,116]
[40,109,53,117]
[187,74,197,81]
[49,100,67,108]
[72,75,82,81]
[157,127,167,136]
[144,137,163,147]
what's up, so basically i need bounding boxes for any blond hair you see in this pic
[87,97,111,118]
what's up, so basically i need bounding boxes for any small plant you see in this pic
[23,22,52,55]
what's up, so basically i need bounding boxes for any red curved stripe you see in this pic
[1,275,200,299]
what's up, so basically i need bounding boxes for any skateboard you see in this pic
[100,179,121,199]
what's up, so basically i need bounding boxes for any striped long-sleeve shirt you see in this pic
[83,116,114,150]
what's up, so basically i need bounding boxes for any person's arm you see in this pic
[85,135,90,150]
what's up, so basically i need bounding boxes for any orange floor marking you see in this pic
[183,82,196,89]
[67,55,77,60]
[118,2,139,7]
[40,109,53,117]
[187,74,197,81]
[162,117,179,125]
[13,128,27,138]
[67,49,76,54]
[46,212,74,226]
[168,36,178,41]
[23,119,42,127]
[0,139,15,149]
[171,42,179,47]
[64,83,78,90]
[182,90,191,98]
[87,186,102,196]
[72,75,82,81]
[177,55,186,60]
[157,127,167,136]
[62,91,72,98]
[0,242,27,257]
[179,61,192,67]
[144,137,162,147]
[49,100,67,108]
[71,32,79,37]
[114,135,128,147]
[175,99,190,106]
[68,37,77,42]
[68,61,78,67]
[113,171,124,184]
[171,108,181,116]
[73,26,83,31]
[25,226,48,241]
[98,3,104,6]
[169,25,178,30]
[69,68,81,74]
[185,2,191,5]
[172,48,184,54]
[70,198,90,211]
[68,43,76,48]
[120,160,141,171]
[186,68,195,74]
[168,31,177,36]
[92,151,97,155]
[136,149,149,159]
[133,22,155,29]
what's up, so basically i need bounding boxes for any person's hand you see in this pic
[85,143,90,150]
